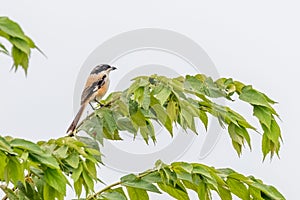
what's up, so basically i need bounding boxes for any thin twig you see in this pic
[87,169,156,199]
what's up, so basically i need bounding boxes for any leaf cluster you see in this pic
[0,136,101,199]
[0,17,42,74]
[88,160,285,200]
[79,74,281,159]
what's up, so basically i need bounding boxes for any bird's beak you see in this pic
[111,66,117,70]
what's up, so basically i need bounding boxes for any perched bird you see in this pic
[67,64,117,135]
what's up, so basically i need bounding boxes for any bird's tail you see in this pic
[67,104,86,135]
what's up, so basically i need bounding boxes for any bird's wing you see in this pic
[81,74,107,105]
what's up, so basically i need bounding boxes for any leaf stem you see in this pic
[87,169,156,199]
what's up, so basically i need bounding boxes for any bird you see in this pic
[67,64,117,135]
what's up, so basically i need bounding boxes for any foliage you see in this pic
[88,160,285,200]
[0,136,285,200]
[0,16,42,74]
[0,16,285,200]
[0,135,101,199]
[78,74,282,159]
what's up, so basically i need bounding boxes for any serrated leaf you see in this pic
[127,186,149,200]
[53,145,68,159]
[85,159,97,178]
[74,176,84,197]
[4,156,24,185]
[0,42,9,55]
[250,180,286,200]
[141,171,162,183]
[154,87,171,105]
[262,133,271,160]
[11,46,29,74]
[30,153,60,169]
[199,110,208,130]
[43,168,68,195]
[218,185,232,200]
[157,182,189,200]
[65,152,79,168]
[166,100,178,122]
[9,37,31,55]
[0,151,8,179]
[101,108,118,134]
[101,189,128,200]
[79,115,104,145]
[239,87,275,113]
[121,174,161,193]
[82,169,94,192]
[116,117,137,134]
[43,184,57,200]
[10,138,44,154]
[253,106,272,129]
[228,123,244,146]
[0,136,14,154]
[227,178,250,200]
[0,17,26,39]
[150,97,173,135]
[71,162,83,182]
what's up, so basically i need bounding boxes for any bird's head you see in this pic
[90,64,117,75]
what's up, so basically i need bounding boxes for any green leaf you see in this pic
[82,169,94,192]
[121,174,161,193]
[127,186,149,200]
[199,110,208,130]
[85,159,97,178]
[9,37,31,54]
[10,138,44,154]
[43,168,68,195]
[262,133,271,160]
[239,87,274,111]
[43,184,57,200]
[166,100,178,122]
[0,42,9,55]
[101,108,118,134]
[0,136,14,154]
[154,87,172,105]
[253,106,272,129]
[157,183,189,200]
[250,180,286,200]
[0,151,8,179]
[53,145,68,159]
[101,189,128,200]
[65,152,80,168]
[74,176,84,197]
[0,17,26,39]
[30,153,60,169]
[79,115,104,145]
[227,178,250,200]
[11,46,29,74]
[71,162,83,182]
[150,97,173,135]
[141,171,162,183]
[218,185,232,200]
[116,117,137,134]
[197,181,211,200]
[4,156,24,184]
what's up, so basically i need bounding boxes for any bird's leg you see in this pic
[94,99,104,107]
[89,102,96,110]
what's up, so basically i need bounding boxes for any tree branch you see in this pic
[87,169,156,199]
